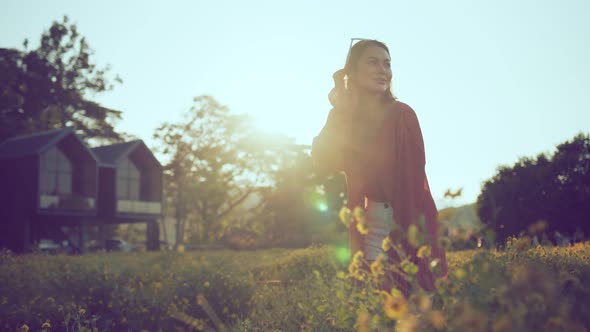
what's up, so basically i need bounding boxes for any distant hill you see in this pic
[438,203,482,232]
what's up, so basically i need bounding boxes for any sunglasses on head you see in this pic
[345,38,377,66]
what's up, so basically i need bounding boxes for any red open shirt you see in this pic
[312,100,449,290]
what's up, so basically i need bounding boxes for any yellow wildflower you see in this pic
[370,254,385,277]
[355,310,370,332]
[356,220,369,235]
[353,206,366,223]
[349,251,365,280]
[41,321,51,328]
[390,288,404,299]
[383,292,409,320]
[416,245,431,258]
[19,324,29,332]
[395,314,418,332]
[353,207,369,235]
[401,260,419,275]
[428,310,446,329]
[407,224,419,247]
[79,308,86,315]
[204,281,210,288]
[352,250,364,261]
[417,295,432,312]
[453,268,467,280]
[339,207,353,226]
[382,237,392,252]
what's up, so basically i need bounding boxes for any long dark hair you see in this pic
[329,39,396,109]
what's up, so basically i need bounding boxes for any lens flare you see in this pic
[335,246,350,263]
[303,188,329,212]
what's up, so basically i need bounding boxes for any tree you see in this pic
[477,132,590,244]
[259,145,351,247]
[154,95,289,246]
[0,15,123,143]
[548,133,590,235]
[262,145,313,247]
[155,95,352,249]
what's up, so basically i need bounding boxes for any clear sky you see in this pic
[2,0,589,207]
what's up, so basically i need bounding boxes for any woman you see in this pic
[311,39,448,296]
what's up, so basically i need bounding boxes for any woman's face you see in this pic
[350,44,392,95]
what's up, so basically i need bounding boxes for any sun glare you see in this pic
[253,114,289,137]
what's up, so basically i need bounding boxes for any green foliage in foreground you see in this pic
[1,242,589,331]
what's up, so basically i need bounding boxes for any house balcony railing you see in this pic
[116,200,161,215]
[39,195,96,210]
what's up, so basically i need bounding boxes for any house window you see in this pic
[40,146,72,195]
[117,157,140,200]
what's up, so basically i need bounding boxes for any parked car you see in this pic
[37,239,61,254]
[37,239,80,255]
[105,238,137,252]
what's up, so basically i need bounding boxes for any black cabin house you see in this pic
[91,140,162,223]
[0,128,163,253]
[0,128,98,252]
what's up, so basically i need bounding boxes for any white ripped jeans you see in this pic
[363,197,395,261]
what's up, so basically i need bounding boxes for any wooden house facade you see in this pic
[0,128,163,253]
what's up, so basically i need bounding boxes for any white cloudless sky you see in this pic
[2,0,589,207]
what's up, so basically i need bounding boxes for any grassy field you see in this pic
[1,240,589,331]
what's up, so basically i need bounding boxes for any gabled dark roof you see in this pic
[92,140,161,169]
[0,127,75,160]
[91,140,141,165]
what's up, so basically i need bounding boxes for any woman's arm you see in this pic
[311,109,361,173]
[312,109,367,258]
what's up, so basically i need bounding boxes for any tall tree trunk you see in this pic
[174,185,185,249]
[201,199,208,243]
